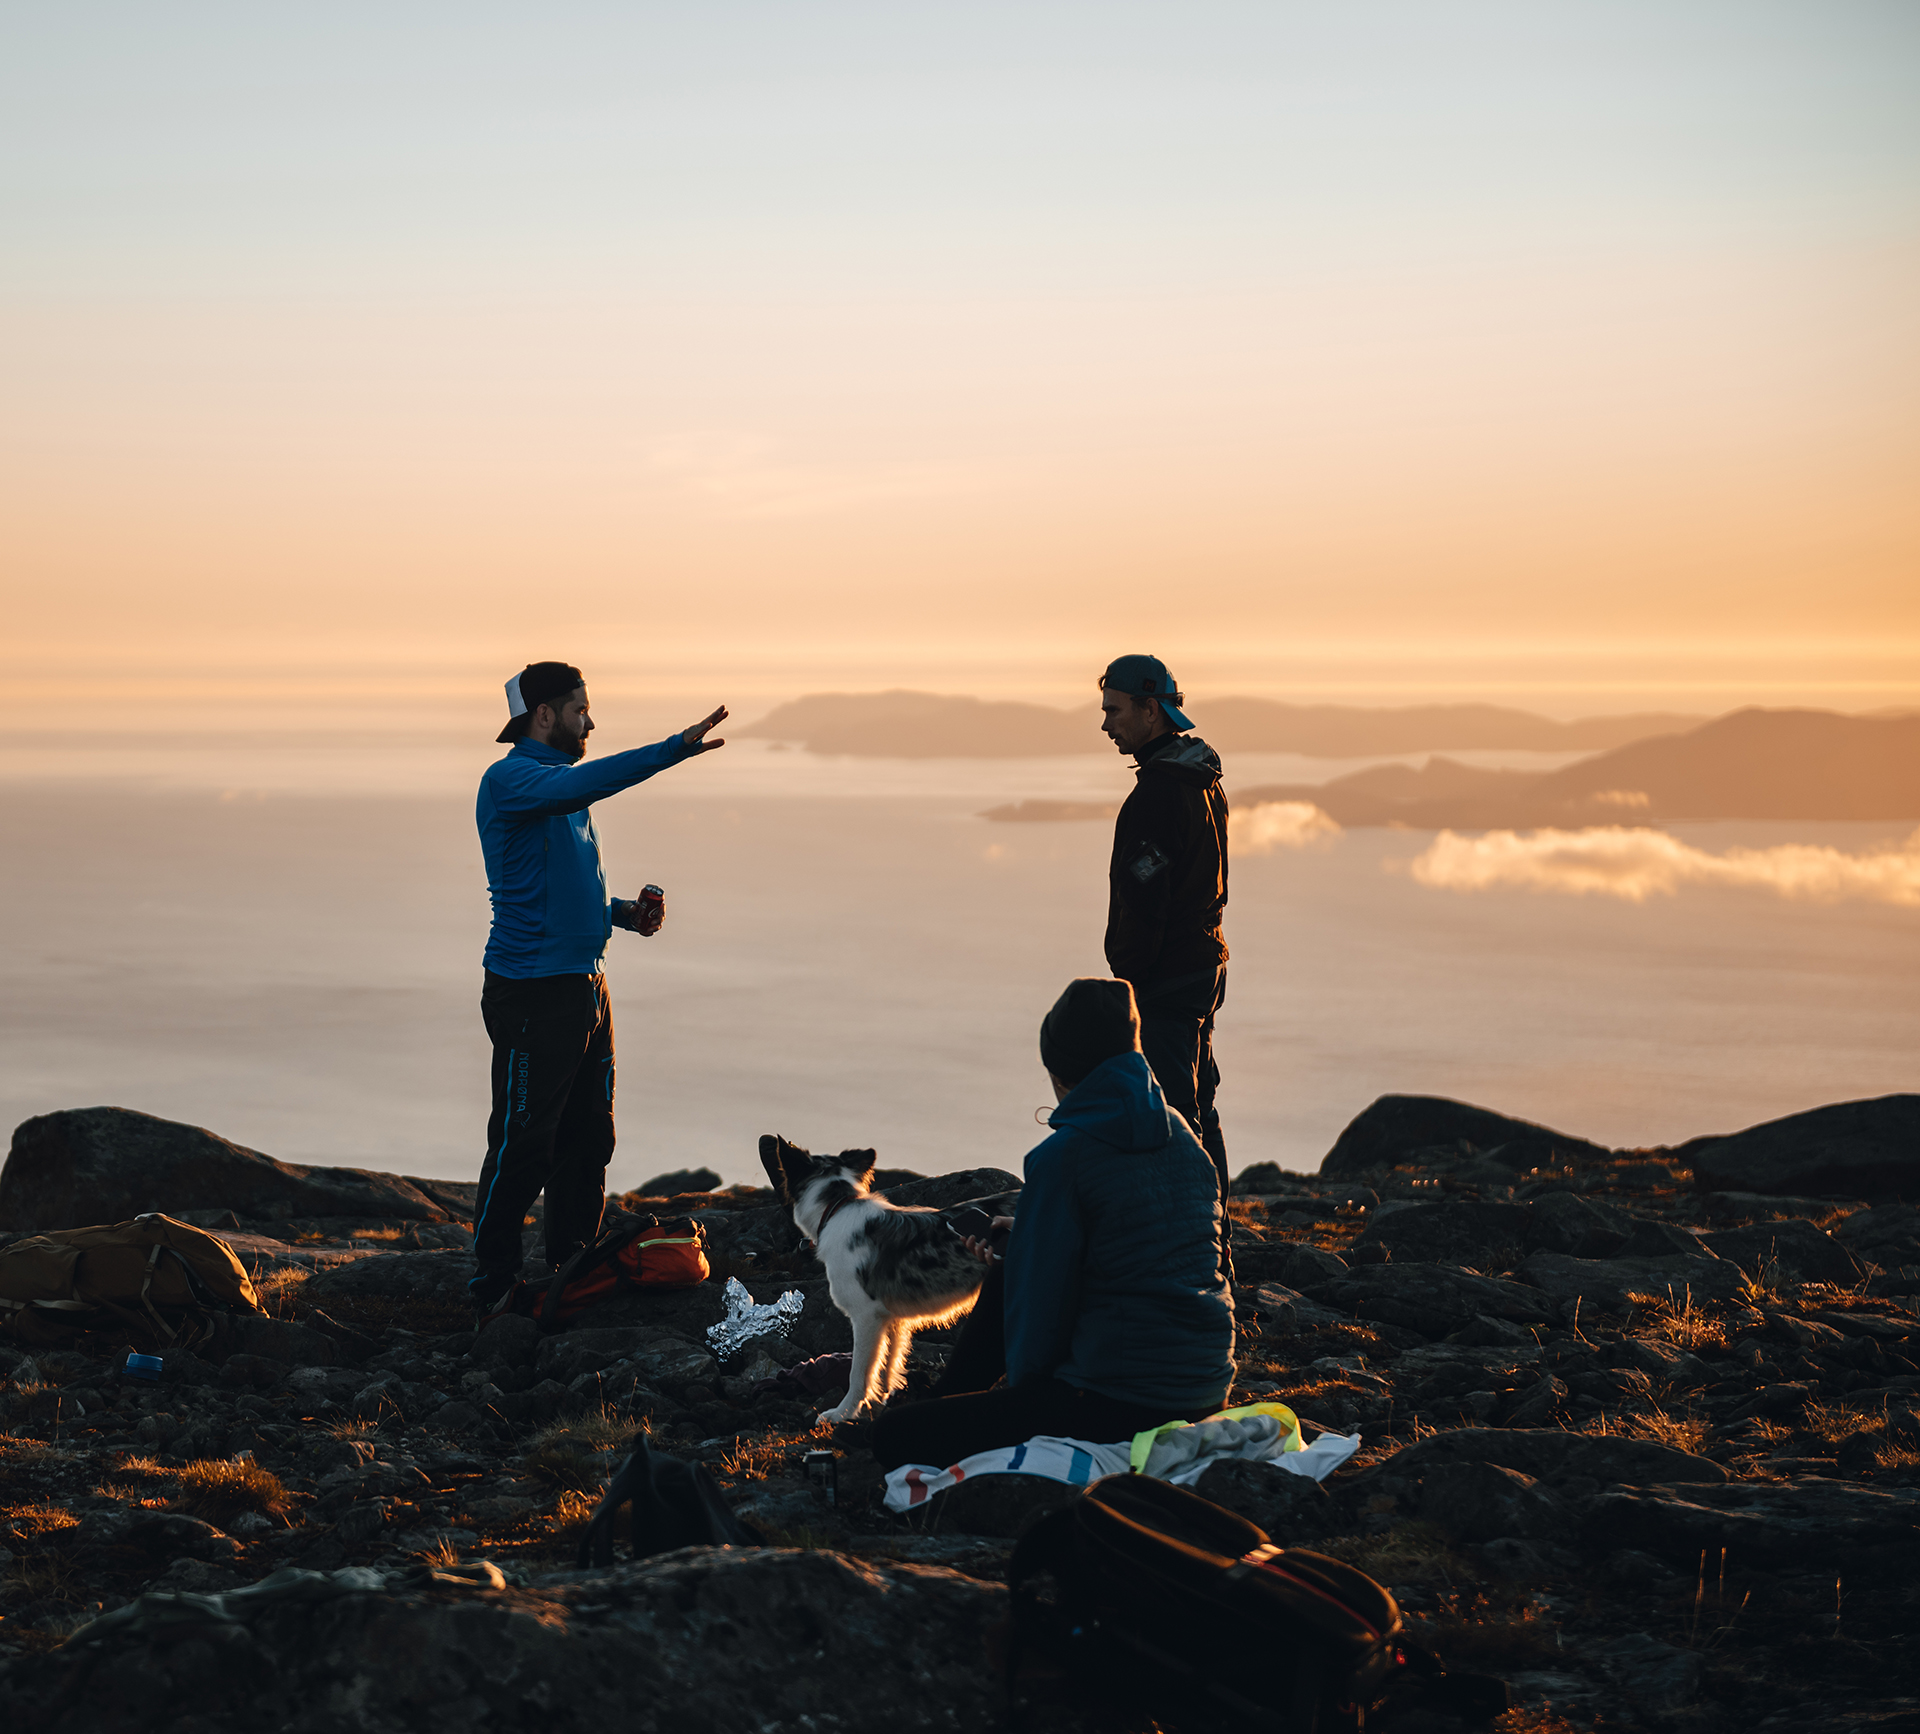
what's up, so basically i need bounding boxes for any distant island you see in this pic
[739,690,1703,759]
[1235,709,1920,827]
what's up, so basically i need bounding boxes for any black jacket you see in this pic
[1104,732,1229,994]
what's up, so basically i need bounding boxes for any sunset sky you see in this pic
[5,2,1916,724]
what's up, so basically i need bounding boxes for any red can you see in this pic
[638,884,665,927]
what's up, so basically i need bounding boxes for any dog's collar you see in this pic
[808,1192,856,1248]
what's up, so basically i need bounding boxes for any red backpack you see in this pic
[484,1215,710,1336]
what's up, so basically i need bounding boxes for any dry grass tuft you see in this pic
[522,1406,646,1494]
[1316,1521,1463,1587]
[170,1457,293,1525]
[1734,1253,1794,1307]
[528,1405,645,1457]
[91,1481,170,1508]
[1,1501,80,1542]
[1615,1405,1710,1455]
[412,1534,461,1568]
[545,1486,602,1542]
[1801,1400,1870,1445]
[325,1416,378,1440]
[6,1545,89,1616]
[1421,1587,1559,1672]
[1627,1289,1727,1353]
[1492,1710,1587,1734]
[718,1431,810,1482]
[522,1442,604,1494]
[252,1266,312,1317]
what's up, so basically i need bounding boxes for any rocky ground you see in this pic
[2,1097,1919,1733]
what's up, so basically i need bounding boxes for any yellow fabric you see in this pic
[1127,1401,1303,1474]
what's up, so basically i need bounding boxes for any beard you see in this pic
[557,719,589,760]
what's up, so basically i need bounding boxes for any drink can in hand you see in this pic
[638,885,665,926]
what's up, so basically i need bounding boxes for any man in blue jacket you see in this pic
[871,977,1234,1470]
[470,661,727,1313]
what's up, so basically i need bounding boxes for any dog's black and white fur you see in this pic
[759,1134,985,1425]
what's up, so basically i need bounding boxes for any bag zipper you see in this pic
[1234,1546,1384,1642]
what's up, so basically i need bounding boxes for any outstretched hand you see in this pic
[682,705,728,753]
[962,1216,1016,1264]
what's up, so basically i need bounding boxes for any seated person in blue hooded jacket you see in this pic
[871,977,1235,1472]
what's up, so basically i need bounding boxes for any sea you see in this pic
[2,727,1915,1192]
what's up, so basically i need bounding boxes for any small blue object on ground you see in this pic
[125,1353,163,1381]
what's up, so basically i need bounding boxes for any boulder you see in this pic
[1597,1633,1704,1715]
[212,1314,341,1367]
[1615,1219,1713,1260]
[1703,1191,1859,1225]
[1615,1337,1714,1386]
[1527,1191,1631,1258]
[1319,1096,1613,1180]
[0,1549,1010,1734]
[0,1107,452,1232]
[122,1513,241,1561]
[729,1482,849,1546]
[1581,1476,1920,1567]
[1315,1263,1556,1335]
[1230,1161,1309,1195]
[696,1200,806,1267]
[1191,1459,1343,1541]
[1670,1094,1920,1199]
[1702,1219,1865,1285]
[1235,1242,1350,1288]
[1837,1204,1920,1260]
[1419,1461,1570,1543]
[1351,1202,1533,1268]
[304,1250,475,1305]
[1358,1427,1727,1491]
[469,1313,542,1372]
[1503,1374,1568,1427]
[1519,1250,1748,1313]
[632,1167,722,1195]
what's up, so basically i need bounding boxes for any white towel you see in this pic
[883,1427,1360,1513]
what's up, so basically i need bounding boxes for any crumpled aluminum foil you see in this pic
[705,1276,807,1359]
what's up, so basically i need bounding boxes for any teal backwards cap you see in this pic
[1098,654,1193,731]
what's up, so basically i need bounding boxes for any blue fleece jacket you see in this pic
[478,733,695,978]
[1002,1052,1235,1410]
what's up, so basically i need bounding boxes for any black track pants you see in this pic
[872,1376,1214,1474]
[1138,966,1227,1199]
[472,971,615,1300]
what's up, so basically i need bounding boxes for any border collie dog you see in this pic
[759,1135,985,1425]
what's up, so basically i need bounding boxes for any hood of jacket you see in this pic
[1137,732,1222,789]
[1046,1052,1175,1152]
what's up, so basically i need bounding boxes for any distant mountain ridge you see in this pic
[1235,709,1920,827]
[739,689,1701,759]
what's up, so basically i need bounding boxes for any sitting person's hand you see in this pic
[961,1217,1015,1263]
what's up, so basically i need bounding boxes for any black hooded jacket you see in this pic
[1104,732,1229,994]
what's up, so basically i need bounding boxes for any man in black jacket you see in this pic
[1098,654,1230,1199]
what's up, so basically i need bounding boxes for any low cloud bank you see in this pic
[1410,825,1920,906]
[1232,800,1342,854]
